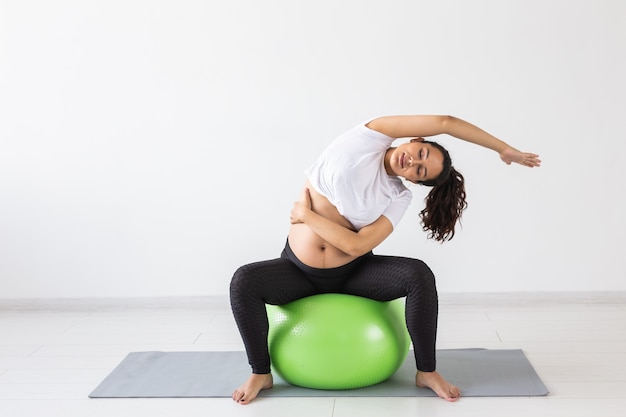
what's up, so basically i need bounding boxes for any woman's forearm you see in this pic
[442,116,540,167]
[294,209,392,257]
[298,209,362,256]
[441,116,512,153]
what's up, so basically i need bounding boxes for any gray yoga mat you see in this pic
[89,349,549,398]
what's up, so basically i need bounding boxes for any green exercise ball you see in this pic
[266,293,410,390]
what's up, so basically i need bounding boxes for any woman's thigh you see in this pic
[230,257,320,306]
[340,255,436,301]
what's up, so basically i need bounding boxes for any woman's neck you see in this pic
[384,147,396,176]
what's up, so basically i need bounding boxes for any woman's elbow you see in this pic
[346,249,369,258]
[344,241,372,258]
[440,115,457,129]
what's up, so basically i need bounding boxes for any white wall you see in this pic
[1,0,624,298]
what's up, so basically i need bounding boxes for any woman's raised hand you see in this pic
[499,147,542,168]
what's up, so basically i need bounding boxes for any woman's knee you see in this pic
[230,258,295,300]
[406,259,437,290]
[230,263,261,297]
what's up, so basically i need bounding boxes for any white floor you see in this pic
[1,293,625,417]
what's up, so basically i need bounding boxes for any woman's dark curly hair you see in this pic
[417,141,468,242]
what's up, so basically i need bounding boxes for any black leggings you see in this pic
[229,240,439,374]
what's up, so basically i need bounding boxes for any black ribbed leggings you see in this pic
[229,240,439,374]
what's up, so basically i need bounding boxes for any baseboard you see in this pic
[438,291,626,305]
[0,291,625,311]
[0,296,229,312]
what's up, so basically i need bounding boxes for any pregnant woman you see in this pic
[230,115,541,404]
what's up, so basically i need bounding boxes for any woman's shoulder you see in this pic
[334,119,394,146]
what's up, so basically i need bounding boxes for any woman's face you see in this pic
[388,138,444,183]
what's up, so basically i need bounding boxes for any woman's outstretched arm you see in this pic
[367,115,541,168]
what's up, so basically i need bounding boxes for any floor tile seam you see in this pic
[497,339,626,343]
[0,362,123,370]
[529,362,626,368]
[0,382,97,385]
[526,352,626,357]
[538,377,626,382]
[484,318,626,322]
[525,396,626,402]
[33,338,207,345]
[26,345,44,358]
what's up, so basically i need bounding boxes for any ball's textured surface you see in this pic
[266,293,410,390]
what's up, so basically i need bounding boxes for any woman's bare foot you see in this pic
[232,373,273,405]
[416,370,461,402]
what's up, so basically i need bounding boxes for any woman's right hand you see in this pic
[499,147,542,167]
[290,188,312,224]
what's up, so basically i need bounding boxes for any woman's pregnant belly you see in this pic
[287,181,358,269]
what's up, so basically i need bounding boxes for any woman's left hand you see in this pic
[290,188,312,224]
[500,147,542,167]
